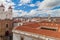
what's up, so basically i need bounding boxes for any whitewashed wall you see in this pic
[13,23,18,27]
[24,36,33,40]
[0,7,5,19]
[0,7,12,20]
[18,23,23,26]
[13,33,33,40]
[6,9,12,19]
[13,33,21,40]
[14,23,23,27]
[13,32,56,40]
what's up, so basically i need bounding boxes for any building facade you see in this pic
[0,4,13,40]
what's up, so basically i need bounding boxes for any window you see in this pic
[21,36,24,40]
[3,9,4,11]
[40,27,57,31]
[5,31,9,36]
[6,24,8,28]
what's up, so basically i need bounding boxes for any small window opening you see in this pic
[40,27,57,31]
[6,24,8,28]
[21,37,24,40]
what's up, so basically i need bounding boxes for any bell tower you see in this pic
[0,4,5,20]
[0,4,13,20]
[0,4,13,37]
[5,6,13,19]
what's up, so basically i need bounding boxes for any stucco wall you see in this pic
[0,7,12,20]
[24,36,32,40]
[13,33,21,40]
[13,33,33,40]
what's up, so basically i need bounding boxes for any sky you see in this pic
[0,0,60,17]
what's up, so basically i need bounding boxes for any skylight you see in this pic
[40,26,58,31]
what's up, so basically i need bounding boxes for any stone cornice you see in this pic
[12,30,60,40]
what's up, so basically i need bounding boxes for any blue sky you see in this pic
[12,0,42,12]
[0,0,60,17]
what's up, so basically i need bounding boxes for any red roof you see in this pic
[23,22,40,28]
[14,22,60,38]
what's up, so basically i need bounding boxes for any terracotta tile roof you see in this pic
[56,19,60,23]
[39,23,60,28]
[23,22,40,28]
[14,22,60,38]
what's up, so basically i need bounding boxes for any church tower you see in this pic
[5,6,13,19]
[0,4,5,20]
[0,4,13,20]
[0,4,13,37]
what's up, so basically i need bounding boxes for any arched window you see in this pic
[6,24,8,28]
[5,31,9,36]
[3,9,4,11]
[21,36,24,40]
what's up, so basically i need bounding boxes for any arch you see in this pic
[5,31,9,36]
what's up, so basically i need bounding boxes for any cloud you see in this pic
[35,1,41,6]
[47,9,60,17]
[27,9,37,16]
[29,4,35,7]
[20,0,31,4]
[13,10,28,17]
[19,10,27,16]
[18,4,22,6]
[13,8,60,17]
[24,9,48,17]
[6,0,11,2]
[18,0,32,6]
[0,0,6,4]
[13,10,20,17]
[1,0,59,17]
[39,0,60,10]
